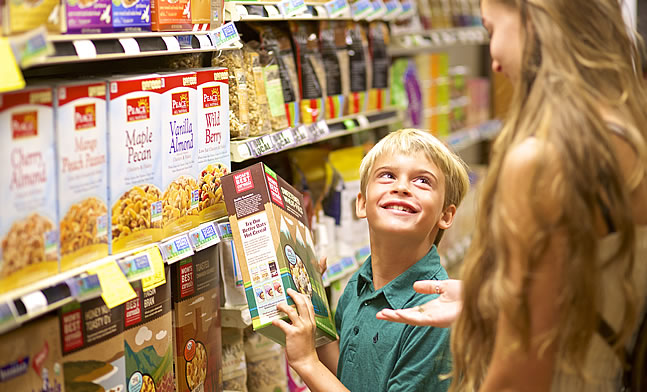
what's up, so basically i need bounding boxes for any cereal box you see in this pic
[221,163,337,347]
[0,316,64,392]
[2,0,59,35]
[159,72,200,237]
[112,0,151,32]
[59,297,126,392]
[0,87,58,294]
[56,82,109,271]
[191,0,209,26]
[171,248,223,392]
[124,268,174,392]
[108,76,163,254]
[61,0,113,34]
[150,0,190,31]
[195,68,230,223]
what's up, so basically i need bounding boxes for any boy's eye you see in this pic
[415,177,431,185]
[378,172,395,179]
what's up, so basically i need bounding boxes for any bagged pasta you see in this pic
[222,328,248,392]
[243,43,273,137]
[346,22,370,114]
[212,50,250,139]
[368,21,391,111]
[319,21,349,119]
[260,49,290,132]
[289,21,326,124]
[244,330,288,392]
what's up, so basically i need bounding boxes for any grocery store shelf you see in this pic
[444,119,502,152]
[221,305,253,328]
[388,26,489,56]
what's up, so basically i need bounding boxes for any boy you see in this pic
[274,129,470,392]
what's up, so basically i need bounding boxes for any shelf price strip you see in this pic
[309,120,330,139]
[271,128,297,150]
[324,0,350,18]
[248,134,276,157]
[0,301,18,334]
[279,0,308,17]
[65,274,102,301]
[158,234,194,264]
[351,0,373,20]
[292,125,312,144]
[118,252,153,282]
[210,22,242,50]
[189,222,221,252]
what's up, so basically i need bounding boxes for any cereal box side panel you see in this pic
[112,0,152,32]
[57,85,109,271]
[0,88,58,294]
[64,0,113,34]
[108,80,163,254]
[195,68,230,223]
[0,316,64,391]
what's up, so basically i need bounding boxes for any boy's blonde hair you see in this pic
[359,128,470,209]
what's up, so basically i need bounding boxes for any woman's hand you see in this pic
[273,288,319,372]
[375,279,463,328]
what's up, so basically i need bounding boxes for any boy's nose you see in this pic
[391,181,410,195]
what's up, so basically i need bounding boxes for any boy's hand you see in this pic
[375,279,463,328]
[273,288,319,372]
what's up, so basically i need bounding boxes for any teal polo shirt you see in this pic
[335,246,452,392]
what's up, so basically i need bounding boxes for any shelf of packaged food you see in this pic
[0,218,230,335]
[230,107,402,162]
[443,119,501,152]
[221,304,253,328]
[387,26,489,57]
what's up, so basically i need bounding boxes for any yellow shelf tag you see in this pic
[142,247,167,291]
[88,260,137,309]
[0,38,25,93]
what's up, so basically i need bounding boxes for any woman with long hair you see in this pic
[377,0,647,390]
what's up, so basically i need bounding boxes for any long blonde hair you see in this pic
[451,0,647,390]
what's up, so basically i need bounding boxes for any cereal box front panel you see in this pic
[0,88,58,294]
[108,77,163,254]
[160,73,200,237]
[196,68,230,223]
[64,0,113,34]
[150,0,191,31]
[112,0,152,32]
[56,83,109,271]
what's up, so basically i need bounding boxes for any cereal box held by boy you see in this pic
[221,162,336,346]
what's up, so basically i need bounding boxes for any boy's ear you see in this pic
[438,204,457,230]
[356,192,367,219]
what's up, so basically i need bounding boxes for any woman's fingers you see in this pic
[413,280,445,295]
[318,256,328,275]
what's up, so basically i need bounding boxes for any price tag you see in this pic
[161,36,181,52]
[343,119,357,130]
[312,120,330,138]
[367,0,387,20]
[235,142,252,161]
[357,115,370,128]
[118,253,153,282]
[271,129,296,150]
[119,38,140,55]
[211,22,241,50]
[0,301,17,333]
[196,34,213,49]
[9,26,53,68]
[351,0,373,20]
[292,125,312,144]
[88,261,137,309]
[65,274,102,301]
[279,0,307,17]
[158,234,194,265]
[21,291,48,316]
[398,0,414,19]
[217,221,233,241]
[384,0,401,18]
[254,135,276,156]
[142,247,166,291]
[0,38,25,93]
[189,222,221,252]
[72,40,97,59]
[324,0,350,18]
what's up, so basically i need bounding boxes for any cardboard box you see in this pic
[61,0,113,34]
[124,267,174,392]
[159,72,200,237]
[0,87,58,294]
[171,249,222,392]
[2,0,58,35]
[0,315,64,391]
[195,68,230,223]
[59,296,126,392]
[112,0,151,32]
[56,82,109,271]
[150,0,191,31]
[221,163,336,346]
[107,76,163,254]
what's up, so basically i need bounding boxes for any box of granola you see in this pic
[195,68,230,223]
[107,76,163,254]
[56,82,109,271]
[221,163,336,347]
[0,87,58,294]
[2,0,59,35]
[112,0,152,32]
[171,248,223,392]
[61,0,113,34]
[159,72,200,237]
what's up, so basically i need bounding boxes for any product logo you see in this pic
[172,92,190,115]
[74,103,96,130]
[11,111,38,139]
[234,170,254,193]
[203,86,221,109]
[0,357,29,382]
[124,288,142,328]
[179,262,195,298]
[31,342,49,377]
[266,174,284,207]
[126,97,150,122]
[61,309,84,353]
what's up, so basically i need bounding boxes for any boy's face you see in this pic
[356,150,455,244]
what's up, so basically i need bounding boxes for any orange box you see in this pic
[151,0,191,31]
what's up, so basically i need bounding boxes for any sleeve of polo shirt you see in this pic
[386,325,452,392]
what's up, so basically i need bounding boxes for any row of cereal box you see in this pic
[0,69,230,294]
[2,0,223,35]
[0,248,222,392]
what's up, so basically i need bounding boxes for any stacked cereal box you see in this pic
[124,268,174,392]
[1,0,59,35]
[0,87,58,294]
[171,248,222,392]
[195,68,230,223]
[159,72,200,237]
[150,0,190,31]
[59,0,113,34]
[0,316,64,391]
[108,75,163,254]
[59,297,126,392]
[56,82,109,271]
[221,163,337,346]
[111,0,152,32]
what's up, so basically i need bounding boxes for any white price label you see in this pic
[211,22,242,50]
[158,234,194,264]
[119,38,140,55]
[21,291,47,316]
[189,222,221,252]
[162,36,181,52]
[351,0,373,20]
[271,129,297,150]
[324,0,350,18]
[357,115,370,128]
[279,0,307,17]
[73,40,97,59]
[293,125,311,144]
[196,34,213,49]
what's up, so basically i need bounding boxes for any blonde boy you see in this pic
[274,129,470,392]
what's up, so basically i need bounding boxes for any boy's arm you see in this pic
[274,289,350,392]
[316,340,340,375]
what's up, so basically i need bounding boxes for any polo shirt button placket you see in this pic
[353,326,359,335]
